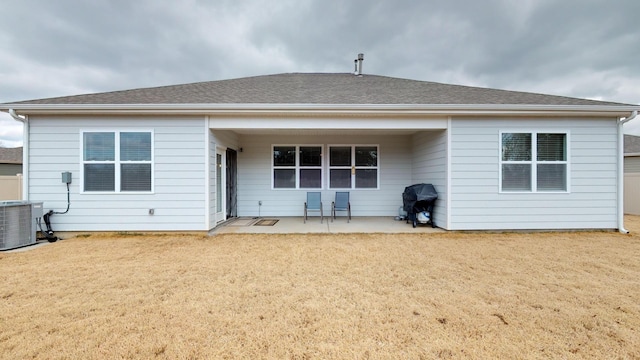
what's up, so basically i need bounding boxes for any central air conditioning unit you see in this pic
[0,201,42,251]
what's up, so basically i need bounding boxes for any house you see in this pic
[0,146,22,175]
[624,134,640,215]
[1,72,638,232]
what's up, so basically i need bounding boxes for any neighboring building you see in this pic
[624,134,640,172]
[0,146,22,175]
[1,72,638,232]
[624,134,640,215]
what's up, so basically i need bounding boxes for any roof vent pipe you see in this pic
[354,53,364,76]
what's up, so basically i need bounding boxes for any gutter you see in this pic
[618,110,637,234]
[8,109,28,201]
[3,104,638,126]
[3,103,640,115]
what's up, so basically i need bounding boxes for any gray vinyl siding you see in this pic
[236,134,413,217]
[28,116,207,231]
[411,130,448,228]
[449,117,619,230]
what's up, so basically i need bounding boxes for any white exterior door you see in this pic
[215,149,226,223]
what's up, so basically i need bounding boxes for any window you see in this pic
[329,145,378,189]
[82,131,153,192]
[273,145,322,189]
[500,132,567,192]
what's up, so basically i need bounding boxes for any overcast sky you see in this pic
[2,0,640,147]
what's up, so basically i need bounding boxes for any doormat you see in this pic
[227,218,258,226]
[254,219,279,226]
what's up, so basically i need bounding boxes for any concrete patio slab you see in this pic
[211,216,444,234]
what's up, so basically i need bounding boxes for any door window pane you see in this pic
[216,154,222,211]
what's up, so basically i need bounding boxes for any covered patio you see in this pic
[211,216,444,234]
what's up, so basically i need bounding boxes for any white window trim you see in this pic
[499,130,570,193]
[328,144,380,190]
[271,145,324,190]
[80,129,155,194]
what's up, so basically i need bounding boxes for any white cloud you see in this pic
[0,114,23,147]
[624,118,640,136]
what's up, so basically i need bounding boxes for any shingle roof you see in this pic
[0,147,22,164]
[4,73,629,106]
[625,135,640,154]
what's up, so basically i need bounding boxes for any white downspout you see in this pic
[618,110,637,234]
[9,109,28,201]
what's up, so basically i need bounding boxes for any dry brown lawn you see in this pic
[1,218,640,359]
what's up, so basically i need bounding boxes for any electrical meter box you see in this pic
[31,202,44,218]
[61,172,72,184]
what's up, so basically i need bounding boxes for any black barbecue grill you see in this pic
[402,183,438,228]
